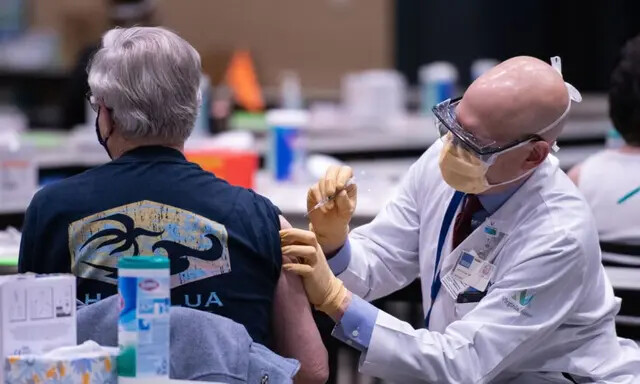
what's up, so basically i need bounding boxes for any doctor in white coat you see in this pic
[281,56,640,383]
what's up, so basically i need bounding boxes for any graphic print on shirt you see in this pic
[68,200,231,288]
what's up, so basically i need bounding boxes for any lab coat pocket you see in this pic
[455,302,479,319]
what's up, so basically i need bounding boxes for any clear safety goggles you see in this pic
[433,56,582,163]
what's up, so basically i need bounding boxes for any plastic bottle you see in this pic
[118,256,170,384]
[266,109,309,182]
[419,62,458,114]
[280,70,303,110]
[192,74,212,136]
[470,58,499,81]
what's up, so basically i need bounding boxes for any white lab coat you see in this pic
[338,140,640,383]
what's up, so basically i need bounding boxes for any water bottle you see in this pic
[419,62,458,114]
[280,70,303,110]
[470,58,499,81]
[266,109,309,182]
[192,74,211,137]
[118,256,170,384]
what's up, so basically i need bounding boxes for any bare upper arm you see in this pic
[273,215,329,384]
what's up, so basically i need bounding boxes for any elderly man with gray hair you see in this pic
[19,27,328,384]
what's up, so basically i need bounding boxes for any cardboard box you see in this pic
[0,274,76,383]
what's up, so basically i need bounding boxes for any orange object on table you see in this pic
[186,149,258,189]
[225,50,265,112]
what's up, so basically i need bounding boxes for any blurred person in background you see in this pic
[60,0,157,129]
[569,35,640,267]
[20,26,327,384]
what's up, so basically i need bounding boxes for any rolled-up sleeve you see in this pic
[331,294,379,352]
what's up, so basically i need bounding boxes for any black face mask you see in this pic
[95,108,112,159]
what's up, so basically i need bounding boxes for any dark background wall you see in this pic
[396,0,640,92]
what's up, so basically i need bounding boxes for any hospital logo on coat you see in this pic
[68,200,231,288]
[512,290,535,306]
[502,289,535,317]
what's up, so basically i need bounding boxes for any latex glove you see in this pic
[281,228,347,316]
[307,165,357,254]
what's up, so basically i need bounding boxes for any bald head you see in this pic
[457,56,569,143]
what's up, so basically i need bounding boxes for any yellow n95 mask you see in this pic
[438,134,539,194]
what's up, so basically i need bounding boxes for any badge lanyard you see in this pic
[424,191,465,328]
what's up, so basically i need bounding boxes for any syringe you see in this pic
[305,177,356,217]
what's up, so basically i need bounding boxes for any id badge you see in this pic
[441,272,467,300]
[463,260,495,292]
[452,250,481,282]
[452,250,495,292]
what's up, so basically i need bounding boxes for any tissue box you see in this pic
[0,274,77,383]
[5,341,118,384]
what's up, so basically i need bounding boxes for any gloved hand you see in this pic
[281,228,348,316]
[307,165,357,255]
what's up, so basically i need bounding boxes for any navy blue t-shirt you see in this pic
[19,146,282,345]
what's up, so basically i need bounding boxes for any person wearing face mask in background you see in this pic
[19,27,329,384]
[281,56,640,383]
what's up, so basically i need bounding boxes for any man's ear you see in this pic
[101,107,116,136]
[524,141,550,170]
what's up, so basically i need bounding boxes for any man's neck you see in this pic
[110,139,184,159]
[482,176,528,195]
[619,144,640,154]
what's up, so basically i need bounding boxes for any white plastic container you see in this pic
[0,274,77,384]
[341,70,407,129]
[118,256,170,384]
[470,58,499,81]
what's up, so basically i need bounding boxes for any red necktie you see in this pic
[452,195,483,249]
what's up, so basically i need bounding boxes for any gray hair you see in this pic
[88,26,201,143]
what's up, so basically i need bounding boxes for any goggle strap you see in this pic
[551,56,563,75]
[538,98,572,136]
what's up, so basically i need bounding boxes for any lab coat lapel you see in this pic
[439,158,554,285]
[485,156,553,235]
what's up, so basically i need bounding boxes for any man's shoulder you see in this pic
[231,186,282,219]
[507,182,598,264]
[416,139,444,169]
